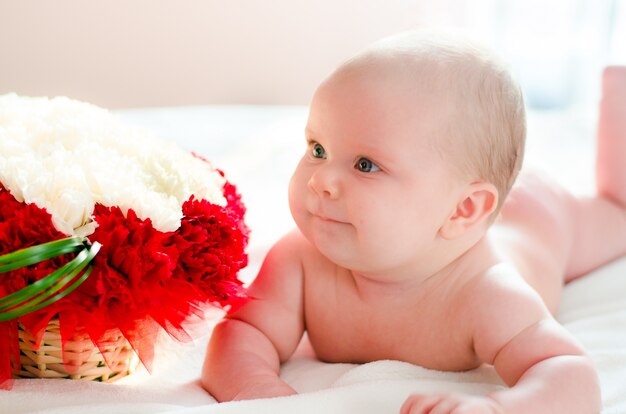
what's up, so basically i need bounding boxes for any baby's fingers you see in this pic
[400,394,451,414]
[400,394,503,414]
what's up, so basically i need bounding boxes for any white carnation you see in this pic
[0,93,226,235]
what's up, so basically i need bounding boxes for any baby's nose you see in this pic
[308,165,340,199]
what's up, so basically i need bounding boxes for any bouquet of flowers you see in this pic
[0,94,249,388]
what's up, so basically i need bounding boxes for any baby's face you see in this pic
[288,66,468,279]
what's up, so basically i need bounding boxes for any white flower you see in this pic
[0,93,227,235]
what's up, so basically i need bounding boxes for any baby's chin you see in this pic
[316,239,387,274]
[301,225,357,261]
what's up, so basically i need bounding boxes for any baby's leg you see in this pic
[596,66,626,205]
[565,67,626,281]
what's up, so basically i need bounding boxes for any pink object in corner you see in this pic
[596,66,626,201]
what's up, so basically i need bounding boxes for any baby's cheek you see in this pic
[287,181,307,228]
[287,174,303,208]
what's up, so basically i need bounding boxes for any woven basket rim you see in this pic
[14,318,139,382]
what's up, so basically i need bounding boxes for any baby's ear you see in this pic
[439,182,498,240]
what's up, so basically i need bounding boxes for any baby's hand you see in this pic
[400,393,504,414]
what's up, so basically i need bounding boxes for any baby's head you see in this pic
[289,31,526,276]
[332,31,526,211]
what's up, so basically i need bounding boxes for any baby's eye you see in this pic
[311,142,327,159]
[354,157,380,173]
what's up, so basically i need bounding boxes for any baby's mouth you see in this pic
[311,211,348,224]
[317,215,343,223]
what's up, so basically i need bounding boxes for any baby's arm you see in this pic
[201,230,305,401]
[402,273,601,414]
[487,318,600,413]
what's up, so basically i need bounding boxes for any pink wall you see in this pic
[0,0,445,108]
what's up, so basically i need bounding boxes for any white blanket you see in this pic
[2,106,625,414]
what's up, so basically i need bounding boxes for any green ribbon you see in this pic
[0,237,100,322]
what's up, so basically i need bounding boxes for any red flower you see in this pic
[0,185,73,385]
[0,177,249,388]
[0,185,72,304]
[220,169,247,224]
[88,205,177,297]
[169,196,248,307]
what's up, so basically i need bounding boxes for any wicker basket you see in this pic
[14,319,139,382]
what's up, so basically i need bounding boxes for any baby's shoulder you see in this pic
[266,229,312,262]
[265,229,331,273]
[458,263,553,363]
[271,228,307,251]
[251,229,310,289]
[459,263,548,319]
[464,263,539,296]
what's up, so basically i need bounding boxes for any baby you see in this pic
[202,32,626,413]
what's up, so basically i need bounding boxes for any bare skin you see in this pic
[202,42,626,413]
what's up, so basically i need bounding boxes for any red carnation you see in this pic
[169,196,248,307]
[0,186,72,304]
[0,178,249,387]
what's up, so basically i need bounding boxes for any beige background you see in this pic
[1,1,622,109]
[0,0,467,108]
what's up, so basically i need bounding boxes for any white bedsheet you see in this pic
[2,105,625,414]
